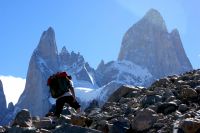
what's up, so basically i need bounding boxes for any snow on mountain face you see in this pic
[74,81,123,108]
[96,60,153,87]
[59,47,98,89]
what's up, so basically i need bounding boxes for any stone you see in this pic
[141,94,162,107]
[131,108,158,131]
[178,118,200,133]
[108,85,140,103]
[195,86,200,93]
[178,104,188,113]
[180,88,198,99]
[32,117,55,130]
[12,109,32,127]
[55,115,71,126]
[0,126,5,133]
[39,129,51,133]
[71,114,88,127]
[157,102,178,115]
[96,120,110,133]
[166,96,176,102]
[7,126,38,133]
[52,123,102,133]
[84,100,99,114]
[109,121,130,133]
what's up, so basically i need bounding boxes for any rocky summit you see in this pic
[1,69,200,133]
[118,9,192,79]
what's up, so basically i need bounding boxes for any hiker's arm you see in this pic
[69,81,76,98]
[70,86,76,98]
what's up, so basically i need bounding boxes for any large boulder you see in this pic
[107,85,140,103]
[12,109,32,127]
[178,118,200,133]
[131,108,158,131]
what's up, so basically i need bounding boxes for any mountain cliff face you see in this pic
[118,9,193,79]
[0,80,7,119]
[16,27,58,116]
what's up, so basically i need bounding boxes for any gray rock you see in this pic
[96,120,110,133]
[180,88,198,99]
[12,109,32,127]
[157,102,178,115]
[7,126,38,133]
[132,108,158,131]
[32,117,56,130]
[195,86,200,93]
[0,126,5,133]
[108,85,139,103]
[141,94,162,107]
[109,121,130,133]
[118,9,192,80]
[178,118,200,133]
[52,123,102,133]
[178,104,188,113]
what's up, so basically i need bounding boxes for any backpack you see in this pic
[47,72,71,98]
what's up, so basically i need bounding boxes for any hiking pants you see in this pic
[54,96,80,117]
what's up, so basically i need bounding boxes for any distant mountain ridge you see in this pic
[0,9,193,125]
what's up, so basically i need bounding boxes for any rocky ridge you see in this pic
[1,69,200,133]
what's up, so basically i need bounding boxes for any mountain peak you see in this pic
[61,46,69,54]
[36,27,58,59]
[118,9,192,79]
[142,9,167,31]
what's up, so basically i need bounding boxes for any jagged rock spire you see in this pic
[16,27,59,116]
[0,80,7,117]
[35,27,59,71]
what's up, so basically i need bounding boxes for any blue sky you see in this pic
[0,0,200,78]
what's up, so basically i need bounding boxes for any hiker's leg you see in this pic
[65,96,81,112]
[55,97,66,117]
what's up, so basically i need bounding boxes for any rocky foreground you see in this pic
[1,69,200,133]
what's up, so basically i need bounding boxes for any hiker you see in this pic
[47,72,81,117]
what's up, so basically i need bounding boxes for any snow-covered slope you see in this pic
[59,47,98,89]
[96,60,154,87]
[74,81,122,108]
